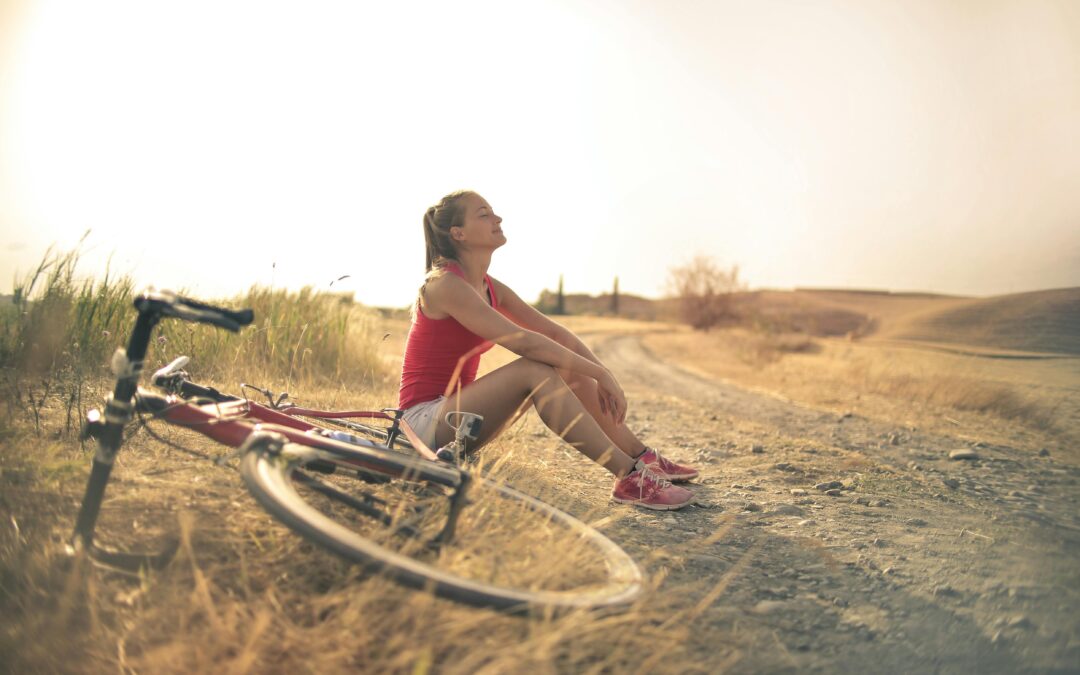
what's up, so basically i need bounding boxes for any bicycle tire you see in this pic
[239,440,643,613]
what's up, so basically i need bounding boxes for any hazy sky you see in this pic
[1,0,1078,307]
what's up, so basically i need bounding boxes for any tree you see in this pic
[666,256,742,331]
[611,276,620,315]
[555,274,565,315]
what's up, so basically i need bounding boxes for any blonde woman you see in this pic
[399,191,697,510]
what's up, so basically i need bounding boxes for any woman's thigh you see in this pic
[432,357,557,448]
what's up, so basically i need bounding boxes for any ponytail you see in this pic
[421,190,472,274]
[422,206,441,272]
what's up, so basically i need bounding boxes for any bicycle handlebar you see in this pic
[134,289,254,332]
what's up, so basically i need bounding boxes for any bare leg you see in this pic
[557,368,647,458]
[433,358,637,476]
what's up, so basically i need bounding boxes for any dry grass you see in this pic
[644,325,1080,453]
[0,259,731,673]
[0,387,722,674]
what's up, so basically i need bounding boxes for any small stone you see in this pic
[790,489,808,496]
[815,481,843,491]
[663,516,678,525]
[751,600,786,614]
[797,519,816,526]
[768,504,805,517]
[949,449,979,460]
[933,584,959,597]
[870,500,890,508]
[872,538,886,547]
[743,502,763,512]
[751,444,765,454]
[825,489,842,497]
[774,462,793,471]
[942,477,960,489]
[1007,615,1033,629]
[889,434,901,446]
[1038,448,1050,457]
[852,496,872,506]
[906,518,928,527]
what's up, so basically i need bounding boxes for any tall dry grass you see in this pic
[0,246,386,438]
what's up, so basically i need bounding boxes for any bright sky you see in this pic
[1,0,1078,307]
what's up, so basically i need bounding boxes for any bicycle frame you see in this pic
[157,371,436,461]
[69,291,466,574]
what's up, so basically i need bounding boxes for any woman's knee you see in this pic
[514,358,559,389]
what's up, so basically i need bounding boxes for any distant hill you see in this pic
[877,287,1080,356]
[534,286,1080,355]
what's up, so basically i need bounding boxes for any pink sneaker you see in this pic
[636,448,699,482]
[612,467,695,511]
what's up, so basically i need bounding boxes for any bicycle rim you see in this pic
[239,444,643,613]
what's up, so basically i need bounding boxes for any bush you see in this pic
[666,256,743,331]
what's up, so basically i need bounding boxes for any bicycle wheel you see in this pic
[239,434,643,613]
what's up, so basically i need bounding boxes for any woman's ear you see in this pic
[450,226,465,242]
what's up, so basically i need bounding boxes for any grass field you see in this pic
[3,251,1077,672]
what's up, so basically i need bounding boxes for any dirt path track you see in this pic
[589,331,1080,673]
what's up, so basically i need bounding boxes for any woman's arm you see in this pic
[489,277,604,365]
[423,274,626,422]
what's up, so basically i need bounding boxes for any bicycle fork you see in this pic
[69,310,179,573]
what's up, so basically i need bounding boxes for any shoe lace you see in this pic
[633,463,673,498]
[647,448,681,472]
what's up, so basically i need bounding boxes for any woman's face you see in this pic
[453,193,506,252]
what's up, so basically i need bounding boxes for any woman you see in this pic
[398,190,698,510]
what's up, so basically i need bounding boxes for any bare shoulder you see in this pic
[421,271,474,318]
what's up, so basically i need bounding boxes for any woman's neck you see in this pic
[452,250,492,287]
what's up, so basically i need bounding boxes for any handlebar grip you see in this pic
[175,295,255,328]
[134,290,254,332]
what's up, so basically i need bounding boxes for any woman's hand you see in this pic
[595,369,627,425]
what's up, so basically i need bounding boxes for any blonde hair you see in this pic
[416,190,475,316]
[422,190,474,273]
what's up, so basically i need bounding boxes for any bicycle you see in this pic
[69,290,643,613]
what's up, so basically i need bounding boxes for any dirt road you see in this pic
[588,331,1080,673]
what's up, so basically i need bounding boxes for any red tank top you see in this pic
[398,263,498,410]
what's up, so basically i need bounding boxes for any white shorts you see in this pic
[401,396,446,450]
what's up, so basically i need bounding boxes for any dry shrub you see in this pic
[666,257,743,331]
